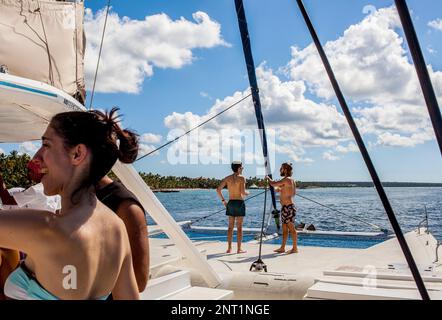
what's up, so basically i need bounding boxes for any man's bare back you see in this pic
[222,174,248,200]
[216,162,249,254]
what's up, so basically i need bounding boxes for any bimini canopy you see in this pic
[0,73,85,143]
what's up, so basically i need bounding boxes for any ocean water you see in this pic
[151,187,442,242]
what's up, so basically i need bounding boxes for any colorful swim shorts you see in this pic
[281,204,296,224]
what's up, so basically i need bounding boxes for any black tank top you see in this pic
[96,181,144,213]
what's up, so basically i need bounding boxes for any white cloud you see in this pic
[288,6,442,148]
[375,130,435,147]
[18,141,40,156]
[141,133,162,144]
[138,144,160,157]
[160,6,442,163]
[288,7,421,105]
[0,147,5,155]
[200,91,212,100]
[427,46,437,55]
[428,19,442,31]
[138,133,163,157]
[85,8,229,93]
[335,142,359,154]
[163,65,347,165]
[323,151,340,161]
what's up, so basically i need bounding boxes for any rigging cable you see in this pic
[189,189,387,233]
[296,0,429,300]
[135,93,252,162]
[395,0,442,156]
[89,0,111,110]
[234,0,279,220]
[250,181,269,272]
[295,193,387,233]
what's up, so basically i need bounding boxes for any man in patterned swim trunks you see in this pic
[266,163,298,254]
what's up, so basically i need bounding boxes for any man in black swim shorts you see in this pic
[217,161,249,254]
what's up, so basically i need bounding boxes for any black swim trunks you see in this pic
[281,204,296,224]
[226,200,246,217]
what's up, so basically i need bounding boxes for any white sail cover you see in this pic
[0,0,85,102]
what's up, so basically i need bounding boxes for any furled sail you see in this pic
[0,0,85,103]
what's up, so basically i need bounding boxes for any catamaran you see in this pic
[0,0,441,300]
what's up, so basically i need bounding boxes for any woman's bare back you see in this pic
[24,202,129,299]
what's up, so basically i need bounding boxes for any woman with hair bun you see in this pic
[0,108,140,300]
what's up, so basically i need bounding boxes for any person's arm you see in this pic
[266,176,285,188]
[112,247,140,300]
[241,177,249,197]
[0,174,17,206]
[216,178,227,206]
[116,201,149,292]
[0,209,53,252]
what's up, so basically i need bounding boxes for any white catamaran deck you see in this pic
[146,228,442,300]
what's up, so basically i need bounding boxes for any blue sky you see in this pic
[2,0,442,182]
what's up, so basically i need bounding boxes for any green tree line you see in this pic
[2,150,440,190]
[0,151,33,189]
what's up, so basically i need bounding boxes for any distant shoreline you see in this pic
[152,183,442,192]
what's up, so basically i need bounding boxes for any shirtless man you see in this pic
[217,161,249,254]
[266,163,298,254]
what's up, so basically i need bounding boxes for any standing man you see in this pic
[217,161,249,254]
[266,162,298,254]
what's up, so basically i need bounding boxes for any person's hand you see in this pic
[222,199,227,207]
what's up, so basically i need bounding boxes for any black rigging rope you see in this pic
[187,188,386,234]
[135,93,252,162]
[89,0,111,110]
[296,0,429,300]
[295,193,386,232]
[395,0,442,157]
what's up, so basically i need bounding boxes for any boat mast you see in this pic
[234,0,278,215]
[295,0,430,300]
[395,0,442,157]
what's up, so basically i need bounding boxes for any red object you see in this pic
[27,159,43,183]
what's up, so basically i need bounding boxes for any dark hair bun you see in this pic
[117,129,139,164]
[96,107,139,164]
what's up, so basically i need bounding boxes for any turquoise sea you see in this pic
[152,187,442,243]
